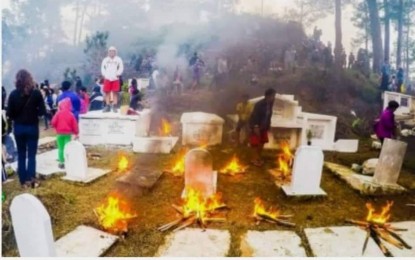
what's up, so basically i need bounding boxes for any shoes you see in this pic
[58,163,65,169]
[112,106,118,113]
[31,179,40,188]
[103,105,111,113]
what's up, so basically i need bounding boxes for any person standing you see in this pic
[89,86,104,111]
[57,81,81,121]
[380,59,391,91]
[235,94,253,146]
[374,101,400,145]
[396,68,404,93]
[348,52,355,69]
[101,46,124,113]
[249,88,276,167]
[51,98,79,169]
[6,69,46,188]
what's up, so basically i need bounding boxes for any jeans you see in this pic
[13,123,39,184]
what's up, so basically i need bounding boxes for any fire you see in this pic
[366,201,394,225]
[182,188,225,223]
[94,193,137,233]
[159,118,172,136]
[278,157,290,177]
[253,197,280,219]
[221,155,247,175]
[169,149,187,176]
[280,142,293,160]
[118,156,129,172]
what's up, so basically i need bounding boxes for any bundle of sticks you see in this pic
[254,212,295,227]
[158,203,228,232]
[346,219,412,257]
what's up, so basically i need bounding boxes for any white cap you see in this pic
[108,46,117,52]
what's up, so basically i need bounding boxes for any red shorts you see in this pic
[249,130,269,146]
[103,79,120,93]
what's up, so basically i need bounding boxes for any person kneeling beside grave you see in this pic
[51,98,79,169]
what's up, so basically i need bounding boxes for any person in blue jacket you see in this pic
[56,81,81,121]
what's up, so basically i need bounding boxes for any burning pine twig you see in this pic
[158,188,228,232]
[94,193,138,235]
[270,142,294,185]
[164,149,187,176]
[346,201,412,257]
[159,118,172,136]
[117,156,129,173]
[220,155,248,176]
[253,198,295,227]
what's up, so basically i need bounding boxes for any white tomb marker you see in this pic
[282,146,326,196]
[10,193,57,257]
[183,148,217,198]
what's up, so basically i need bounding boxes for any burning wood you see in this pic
[94,193,137,235]
[158,188,228,232]
[270,142,294,185]
[159,118,172,136]
[346,201,412,257]
[253,198,295,227]
[164,149,187,176]
[118,156,129,172]
[220,155,248,176]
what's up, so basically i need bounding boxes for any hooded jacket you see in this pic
[51,98,79,135]
[374,108,396,139]
[101,56,124,81]
[56,90,81,121]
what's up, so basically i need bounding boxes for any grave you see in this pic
[240,230,307,257]
[62,141,111,183]
[38,136,56,149]
[282,146,326,196]
[305,222,415,257]
[383,91,415,117]
[180,112,224,146]
[79,109,151,146]
[116,169,163,197]
[373,138,407,185]
[10,194,118,257]
[156,228,230,257]
[183,148,217,198]
[325,162,406,195]
[10,149,64,177]
[132,136,179,154]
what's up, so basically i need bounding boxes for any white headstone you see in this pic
[184,148,217,198]
[10,194,56,257]
[373,138,407,185]
[282,146,326,196]
[64,141,88,181]
[180,112,224,146]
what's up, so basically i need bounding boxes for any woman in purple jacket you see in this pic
[374,100,400,144]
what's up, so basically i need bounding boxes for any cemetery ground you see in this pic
[2,70,415,257]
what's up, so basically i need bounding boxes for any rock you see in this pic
[362,158,378,175]
[351,164,362,172]
[401,129,411,137]
[371,141,382,150]
[370,134,378,140]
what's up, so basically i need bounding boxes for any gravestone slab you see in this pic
[184,148,217,198]
[55,225,118,257]
[373,138,407,185]
[132,136,179,154]
[38,136,56,146]
[240,230,307,257]
[180,112,224,146]
[325,162,406,195]
[10,193,56,257]
[334,139,359,153]
[156,228,230,257]
[62,141,110,183]
[282,146,326,196]
[304,226,384,257]
[116,170,163,196]
[11,149,64,177]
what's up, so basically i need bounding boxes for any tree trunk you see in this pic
[364,1,369,51]
[396,0,403,68]
[383,0,390,61]
[366,0,383,73]
[405,6,411,82]
[73,0,80,46]
[334,0,343,71]
[77,3,88,45]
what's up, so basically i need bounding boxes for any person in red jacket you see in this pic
[51,98,79,169]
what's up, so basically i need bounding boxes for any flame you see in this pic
[278,157,290,177]
[253,197,280,219]
[280,142,293,161]
[221,155,247,175]
[366,201,394,225]
[94,193,137,233]
[159,118,172,136]
[169,149,187,176]
[118,156,129,172]
[182,188,225,223]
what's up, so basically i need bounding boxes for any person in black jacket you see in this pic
[89,86,104,111]
[6,69,46,189]
[249,88,276,167]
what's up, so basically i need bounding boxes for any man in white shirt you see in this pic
[101,46,124,112]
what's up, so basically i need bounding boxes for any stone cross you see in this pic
[184,148,216,198]
[373,138,407,185]
[10,193,56,257]
[64,141,88,181]
[283,146,326,195]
